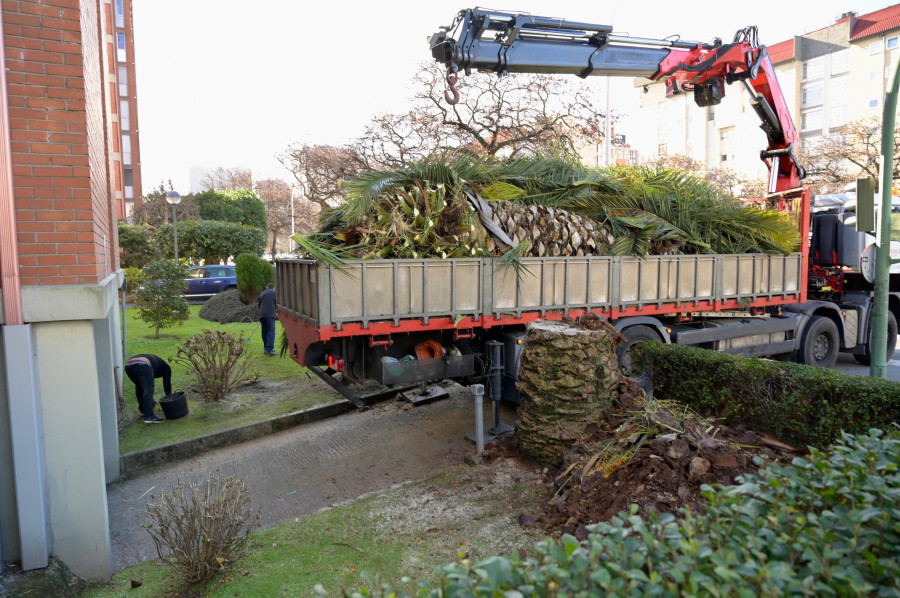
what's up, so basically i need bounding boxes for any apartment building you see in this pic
[637,3,900,190]
[112,0,141,219]
[0,0,128,581]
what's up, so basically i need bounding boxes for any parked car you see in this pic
[184,265,237,299]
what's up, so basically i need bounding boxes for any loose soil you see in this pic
[535,376,805,538]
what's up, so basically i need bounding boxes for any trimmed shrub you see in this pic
[347,428,900,597]
[145,476,260,584]
[172,329,257,402]
[235,253,274,304]
[634,343,900,448]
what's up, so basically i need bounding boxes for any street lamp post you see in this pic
[165,191,182,263]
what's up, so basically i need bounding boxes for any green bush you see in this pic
[635,342,900,448]
[346,429,900,597]
[155,220,266,264]
[235,253,274,304]
[122,266,146,292]
[118,222,158,268]
[133,260,189,339]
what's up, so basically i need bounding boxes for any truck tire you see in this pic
[854,312,898,365]
[616,325,661,376]
[798,316,839,368]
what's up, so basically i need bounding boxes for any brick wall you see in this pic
[3,0,120,286]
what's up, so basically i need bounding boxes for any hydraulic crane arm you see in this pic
[430,8,805,193]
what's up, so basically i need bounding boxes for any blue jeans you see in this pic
[260,317,276,353]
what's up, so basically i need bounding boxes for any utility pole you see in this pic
[870,60,900,378]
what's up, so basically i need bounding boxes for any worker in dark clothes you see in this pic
[124,354,171,424]
[257,282,277,356]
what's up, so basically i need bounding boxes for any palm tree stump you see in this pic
[516,318,622,465]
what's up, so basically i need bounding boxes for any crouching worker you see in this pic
[124,354,171,424]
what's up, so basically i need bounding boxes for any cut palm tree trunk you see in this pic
[516,316,623,465]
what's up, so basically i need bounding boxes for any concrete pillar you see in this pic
[35,321,112,580]
[93,315,120,483]
[0,331,21,563]
[3,324,50,570]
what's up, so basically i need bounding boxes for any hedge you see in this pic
[634,342,900,448]
[343,428,900,597]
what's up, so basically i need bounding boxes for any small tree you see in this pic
[134,260,189,339]
[235,253,274,304]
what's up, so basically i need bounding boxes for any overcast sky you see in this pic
[132,0,896,192]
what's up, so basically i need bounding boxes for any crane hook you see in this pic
[444,66,460,105]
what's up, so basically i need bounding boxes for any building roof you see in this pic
[766,3,900,63]
[767,39,795,64]
[850,3,900,40]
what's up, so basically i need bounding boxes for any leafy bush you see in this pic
[172,329,257,401]
[133,260,189,339]
[634,343,900,448]
[155,220,266,264]
[122,266,146,292]
[346,429,900,597]
[235,253,274,304]
[195,188,267,229]
[145,476,260,584]
[118,222,158,268]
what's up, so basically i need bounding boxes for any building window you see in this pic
[831,49,850,74]
[122,134,132,165]
[889,37,899,50]
[871,70,878,80]
[708,106,715,121]
[116,33,126,62]
[887,65,898,80]
[124,169,134,200]
[118,66,128,96]
[870,39,884,54]
[830,76,849,104]
[115,0,125,28]
[720,129,730,141]
[801,109,823,131]
[801,84,823,108]
[870,98,880,108]
[721,154,728,162]
[802,58,824,81]
[830,105,848,128]
[120,100,130,130]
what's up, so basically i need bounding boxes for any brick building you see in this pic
[0,0,128,580]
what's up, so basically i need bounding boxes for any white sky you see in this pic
[132,0,896,193]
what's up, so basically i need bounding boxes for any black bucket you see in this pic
[159,391,189,420]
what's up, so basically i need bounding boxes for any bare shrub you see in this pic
[144,476,260,584]
[172,329,257,401]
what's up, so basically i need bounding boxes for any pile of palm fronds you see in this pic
[295,153,799,261]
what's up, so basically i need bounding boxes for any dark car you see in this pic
[184,265,237,299]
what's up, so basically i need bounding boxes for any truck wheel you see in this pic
[616,325,661,376]
[798,316,839,368]
[853,312,897,365]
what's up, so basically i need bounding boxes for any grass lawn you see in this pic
[83,461,543,598]
[118,305,340,455]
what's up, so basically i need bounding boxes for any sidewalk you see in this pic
[106,384,502,571]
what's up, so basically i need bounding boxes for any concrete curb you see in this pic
[119,400,352,476]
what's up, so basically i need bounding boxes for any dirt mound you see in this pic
[198,289,259,324]
[537,378,804,538]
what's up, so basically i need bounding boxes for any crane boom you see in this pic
[430,8,805,193]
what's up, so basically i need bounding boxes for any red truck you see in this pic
[276,9,897,407]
